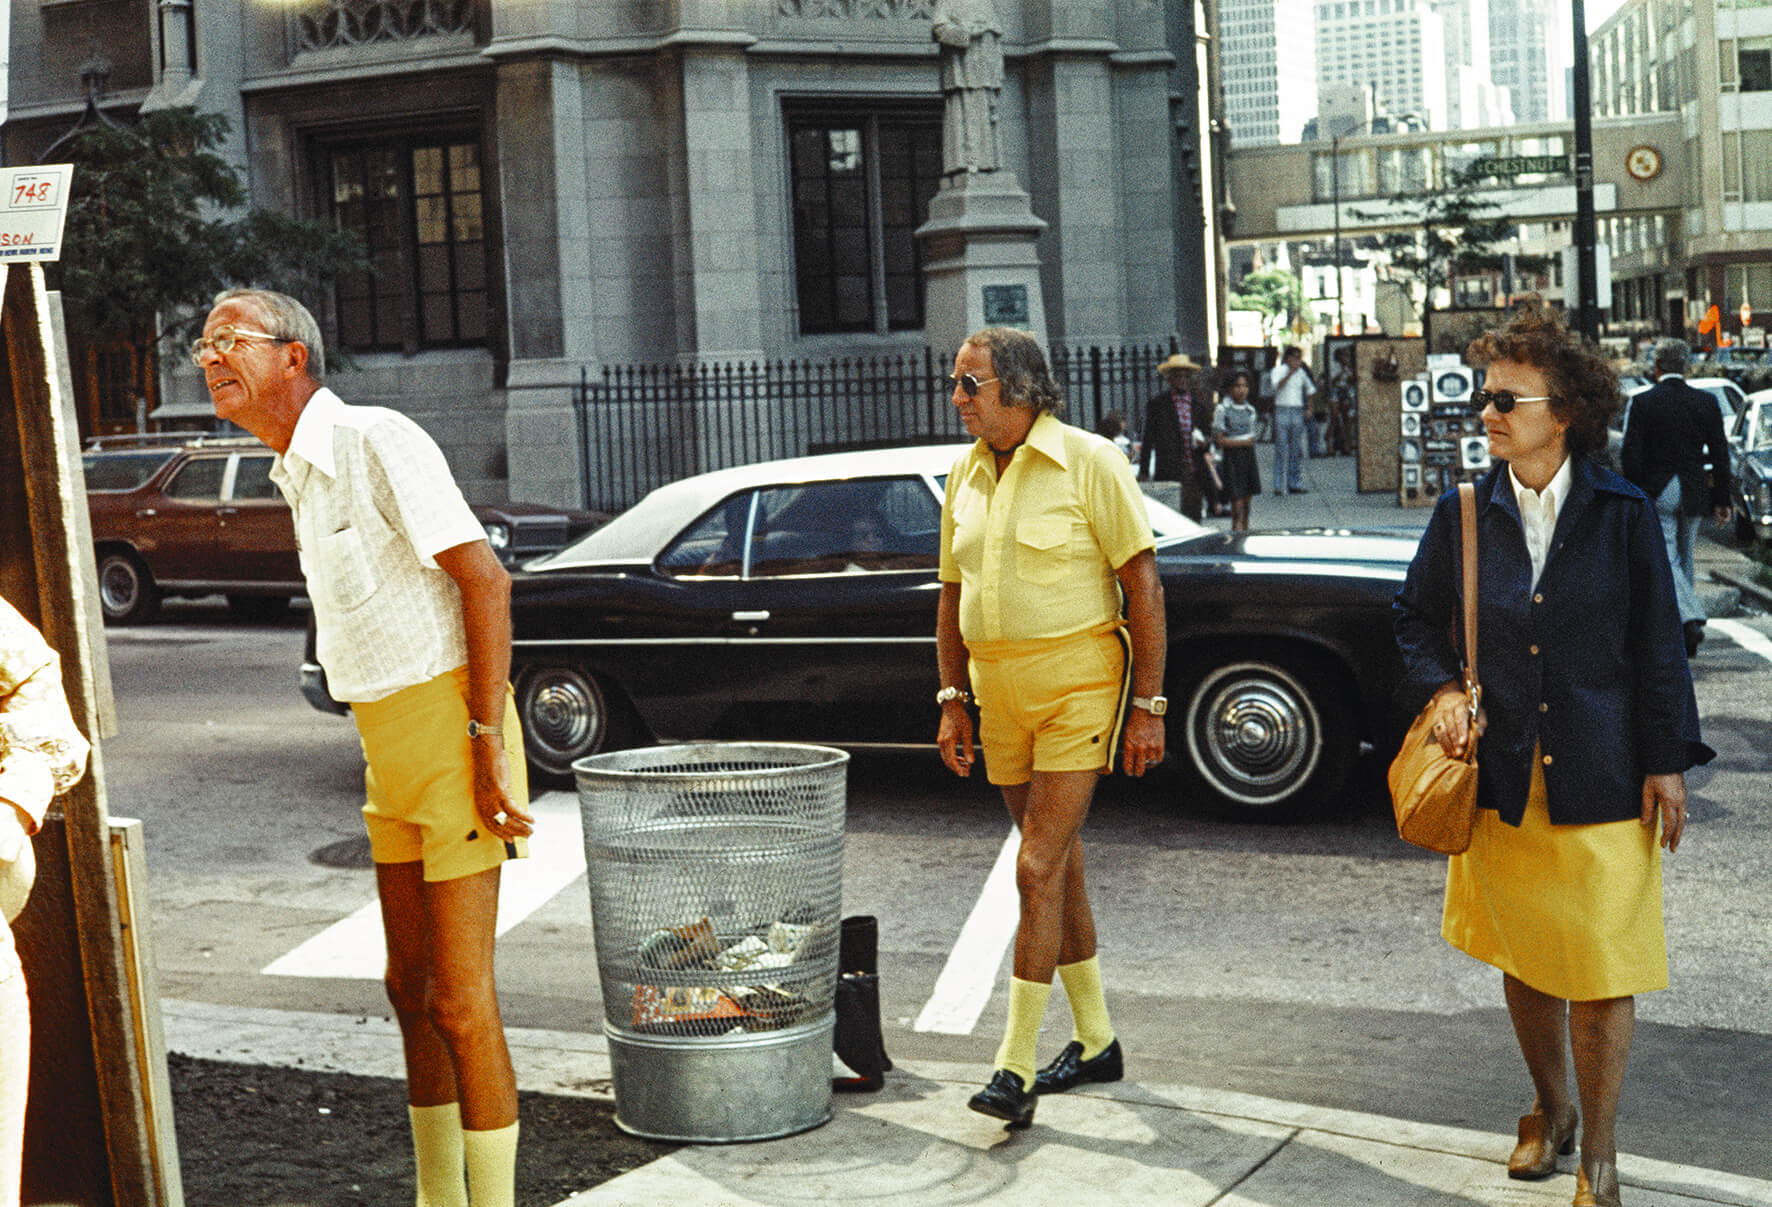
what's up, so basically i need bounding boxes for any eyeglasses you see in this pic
[948,373,1000,398]
[1472,389,1554,414]
[190,325,289,366]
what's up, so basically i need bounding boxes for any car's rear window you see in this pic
[82,450,177,492]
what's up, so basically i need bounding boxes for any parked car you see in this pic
[1704,346,1769,381]
[1730,389,1772,548]
[84,434,604,624]
[478,444,1418,822]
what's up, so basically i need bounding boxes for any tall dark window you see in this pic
[327,134,489,352]
[787,105,942,335]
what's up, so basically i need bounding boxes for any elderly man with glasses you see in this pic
[935,326,1167,1129]
[195,288,534,1207]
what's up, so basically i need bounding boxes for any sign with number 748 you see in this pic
[0,165,73,262]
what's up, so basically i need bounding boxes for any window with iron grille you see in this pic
[326,134,489,352]
[786,104,942,335]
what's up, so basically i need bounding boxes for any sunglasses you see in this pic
[948,373,1000,398]
[1472,389,1553,414]
[190,325,290,366]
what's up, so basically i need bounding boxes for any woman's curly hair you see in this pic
[1464,294,1618,459]
[964,327,1066,416]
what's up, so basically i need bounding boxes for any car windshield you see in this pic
[82,450,177,492]
[1752,405,1772,451]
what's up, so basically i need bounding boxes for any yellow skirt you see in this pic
[1442,750,1666,1001]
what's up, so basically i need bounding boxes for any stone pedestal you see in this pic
[915,171,1049,351]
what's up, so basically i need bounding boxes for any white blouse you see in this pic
[1508,456,1573,593]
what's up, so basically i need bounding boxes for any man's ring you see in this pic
[495,811,508,825]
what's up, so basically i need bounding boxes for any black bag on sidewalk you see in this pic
[832,915,892,1092]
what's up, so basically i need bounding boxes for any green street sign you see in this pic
[1470,155,1567,178]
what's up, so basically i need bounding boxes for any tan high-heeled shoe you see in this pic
[1573,1160,1622,1207]
[1508,1104,1578,1180]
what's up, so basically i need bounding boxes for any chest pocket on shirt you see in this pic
[316,525,382,612]
[1015,516,1072,586]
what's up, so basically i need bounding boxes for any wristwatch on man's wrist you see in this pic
[935,686,972,707]
[1131,695,1168,716]
[466,719,504,740]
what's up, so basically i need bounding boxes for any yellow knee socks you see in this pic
[463,1120,520,1207]
[1057,955,1115,1060]
[992,976,1053,1088]
[408,1103,467,1207]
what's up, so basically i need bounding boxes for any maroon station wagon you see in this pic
[83,434,603,624]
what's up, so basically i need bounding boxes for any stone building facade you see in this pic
[5,0,1216,508]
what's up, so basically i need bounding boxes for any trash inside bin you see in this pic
[575,742,848,1142]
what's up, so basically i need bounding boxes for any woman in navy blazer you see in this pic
[1394,299,1712,1207]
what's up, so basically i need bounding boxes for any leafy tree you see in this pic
[50,106,364,418]
[1230,267,1305,340]
[1351,165,1544,325]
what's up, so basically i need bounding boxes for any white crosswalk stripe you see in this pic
[261,792,585,980]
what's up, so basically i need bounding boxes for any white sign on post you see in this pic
[0,164,74,262]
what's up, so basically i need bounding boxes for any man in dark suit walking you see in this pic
[1622,338,1733,656]
[1141,353,1208,520]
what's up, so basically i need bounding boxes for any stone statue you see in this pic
[932,0,1002,175]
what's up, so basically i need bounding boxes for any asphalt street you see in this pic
[100,549,1772,1185]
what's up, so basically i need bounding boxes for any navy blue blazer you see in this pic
[1393,458,1713,826]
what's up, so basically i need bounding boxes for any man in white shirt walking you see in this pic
[1266,345,1315,495]
[197,288,534,1207]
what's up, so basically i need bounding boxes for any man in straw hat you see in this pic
[1141,352,1211,520]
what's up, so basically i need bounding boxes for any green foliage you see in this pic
[51,106,364,353]
[1230,267,1304,323]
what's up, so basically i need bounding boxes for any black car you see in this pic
[1730,390,1772,549]
[503,445,1419,821]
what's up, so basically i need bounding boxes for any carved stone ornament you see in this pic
[777,0,937,17]
[296,0,475,52]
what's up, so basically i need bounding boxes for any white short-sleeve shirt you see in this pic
[270,389,488,703]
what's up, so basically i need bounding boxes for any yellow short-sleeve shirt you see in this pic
[939,412,1156,644]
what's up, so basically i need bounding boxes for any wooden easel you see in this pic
[2,262,180,1205]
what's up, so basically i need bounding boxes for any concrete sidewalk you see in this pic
[163,999,1772,1207]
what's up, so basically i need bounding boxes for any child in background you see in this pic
[1212,370,1260,531]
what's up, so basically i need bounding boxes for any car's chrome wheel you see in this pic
[518,664,613,781]
[97,549,160,625]
[1178,657,1351,821]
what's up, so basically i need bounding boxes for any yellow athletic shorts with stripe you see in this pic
[352,665,530,882]
[967,620,1133,786]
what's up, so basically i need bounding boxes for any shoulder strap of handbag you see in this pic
[1458,482,1480,743]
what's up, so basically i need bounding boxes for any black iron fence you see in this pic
[572,338,1179,511]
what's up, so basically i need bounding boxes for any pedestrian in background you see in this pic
[1620,338,1732,657]
[1267,345,1314,494]
[198,288,534,1207]
[1212,370,1261,531]
[1,596,91,1207]
[936,327,1166,1130]
[1093,410,1135,461]
[1141,353,1208,520]
[1394,298,1710,1207]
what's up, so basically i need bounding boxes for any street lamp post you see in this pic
[1332,133,1344,336]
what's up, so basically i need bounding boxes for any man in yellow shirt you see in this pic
[935,327,1167,1128]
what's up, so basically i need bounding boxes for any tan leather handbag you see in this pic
[1389,482,1481,855]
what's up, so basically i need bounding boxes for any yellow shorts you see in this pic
[968,621,1133,787]
[353,665,530,882]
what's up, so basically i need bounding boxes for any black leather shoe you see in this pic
[967,1069,1035,1128]
[1033,1038,1124,1094]
[1684,619,1704,658]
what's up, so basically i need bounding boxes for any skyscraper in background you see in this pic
[1313,0,1448,132]
[1433,0,1515,127]
[1222,0,1318,147]
[1489,0,1572,122]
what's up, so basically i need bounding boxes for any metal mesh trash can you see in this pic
[574,742,849,1142]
